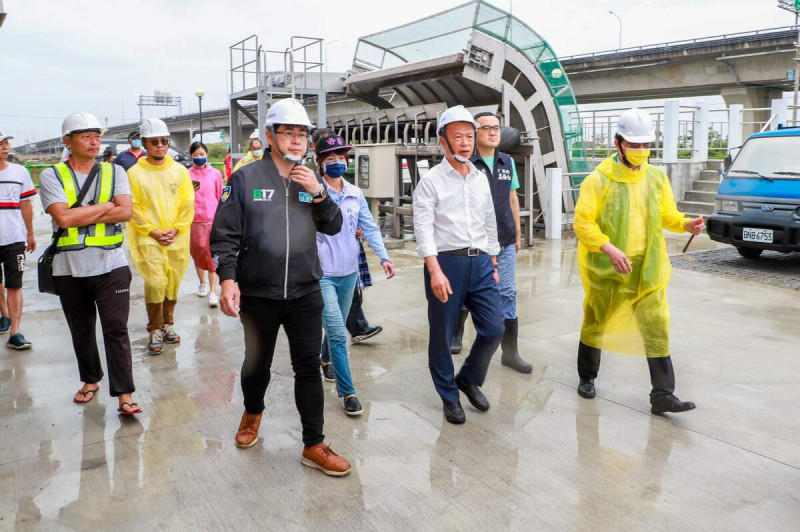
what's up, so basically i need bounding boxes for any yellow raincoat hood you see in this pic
[232,150,263,173]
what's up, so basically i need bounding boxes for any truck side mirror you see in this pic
[723,154,732,173]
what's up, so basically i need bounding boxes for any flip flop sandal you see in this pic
[73,387,100,404]
[117,402,142,416]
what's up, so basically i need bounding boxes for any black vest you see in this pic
[471,151,516,247]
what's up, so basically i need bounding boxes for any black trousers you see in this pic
[577,341,675,397]
[345,284,370,336]
[53,266,135,397]
[239,291,325,447]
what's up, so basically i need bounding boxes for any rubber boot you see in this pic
[500,318,532,373]
[450,309,469,355]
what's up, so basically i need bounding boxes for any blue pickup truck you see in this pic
[706,127,800,258]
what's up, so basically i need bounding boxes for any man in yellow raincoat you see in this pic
[573,108,704,414]
[127,117,195,355]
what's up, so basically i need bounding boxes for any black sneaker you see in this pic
[0,316,10,335]
[7,333,32,350]
[351,326,383,344]
[343,396,363,416]
[321,362,335,382]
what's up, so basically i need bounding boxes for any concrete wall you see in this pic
[659,161,708,202]
[583,159,706,202]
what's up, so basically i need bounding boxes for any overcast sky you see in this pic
[0,0,794,143]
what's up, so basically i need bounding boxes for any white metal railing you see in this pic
[544,168,592,238]
[541,97,800,238]
[571,99,797,163]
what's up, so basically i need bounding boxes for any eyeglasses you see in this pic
[148,138,170,146]
[276,131,308,141]
[478,126,501,133]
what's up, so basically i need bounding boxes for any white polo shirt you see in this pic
[0,163,36,247]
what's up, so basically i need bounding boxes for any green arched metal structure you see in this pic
[353,0,585,172]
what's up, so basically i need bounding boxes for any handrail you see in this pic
[760,114,777,133]
[561,25,799,62]
[359,117,369,145]
[423,121,433,144]
[284,48,296,99]
[413,111,425,145]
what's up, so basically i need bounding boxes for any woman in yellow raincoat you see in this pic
[232,131,264,172]
[573,108,704,414]
[127,118,195,355]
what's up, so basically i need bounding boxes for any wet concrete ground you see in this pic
[1,202,799,530]
[672,247,800,291]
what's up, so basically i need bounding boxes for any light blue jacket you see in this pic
[316,179,390,277]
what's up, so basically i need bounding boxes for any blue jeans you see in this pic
[425,253,504,404]
[319,273,358,398]
[496,244,517,320]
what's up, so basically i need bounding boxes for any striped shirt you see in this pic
[0,163,36,246]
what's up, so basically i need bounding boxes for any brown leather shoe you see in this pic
[235,411,262,448]
[300,443,352,477]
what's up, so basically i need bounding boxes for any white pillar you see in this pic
[545,167,562,240]
[728,104,743,151]
[692,101,710,162]
[662,99,679,164]
[770,98,787,130]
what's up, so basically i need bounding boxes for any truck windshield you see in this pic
[728,136,800,179]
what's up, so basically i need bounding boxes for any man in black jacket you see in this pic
[467,112,532,373]
[210,99,351,477]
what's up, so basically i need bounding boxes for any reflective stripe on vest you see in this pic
[52,162,124,251]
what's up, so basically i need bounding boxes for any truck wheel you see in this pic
[736,247,763,259]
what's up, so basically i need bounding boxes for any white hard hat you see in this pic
[437,105,477,136]
[140,117,170,138]
[249,129,260,140]
[616,108,655,143]
[62,112,107,137]
[266,99,313,129]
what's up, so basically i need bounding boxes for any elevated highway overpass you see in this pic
[561,26,798,129]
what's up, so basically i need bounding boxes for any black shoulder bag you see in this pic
[38,163,101,295]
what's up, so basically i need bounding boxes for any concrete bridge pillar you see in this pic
[721,87,783,138]
[770,98,788,129]
[171,132,191,151]
[662,99,680,164]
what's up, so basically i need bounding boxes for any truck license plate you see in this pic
[742,228,773,243]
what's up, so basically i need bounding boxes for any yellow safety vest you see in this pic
[52,162,124,251]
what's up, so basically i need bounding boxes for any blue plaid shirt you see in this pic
[357,240,372,289]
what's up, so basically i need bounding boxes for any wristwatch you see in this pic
[311,184,327,199]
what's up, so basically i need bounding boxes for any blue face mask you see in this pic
[251,149,264,158]
[323,161,347,178]
[131,139,143,148]
[192,157,207,166]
